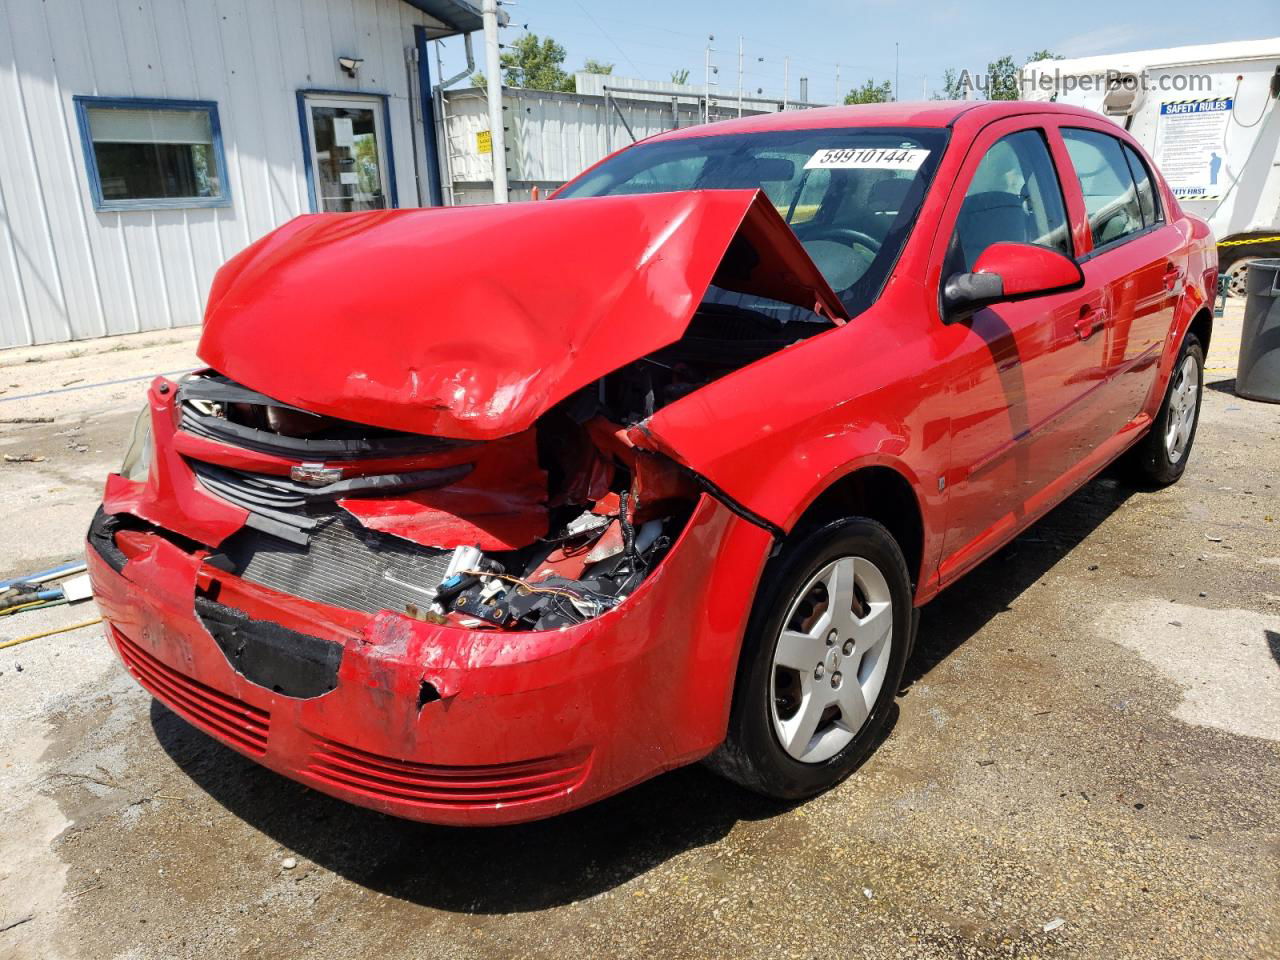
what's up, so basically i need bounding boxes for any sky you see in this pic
[433,0,1279,102]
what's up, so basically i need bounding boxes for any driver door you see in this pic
[933,120,1106,584]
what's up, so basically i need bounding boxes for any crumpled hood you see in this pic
[198,190,845,439]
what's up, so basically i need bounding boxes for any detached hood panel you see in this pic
[198,190,845,440]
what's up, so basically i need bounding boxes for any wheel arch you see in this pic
[1188,305,1213,356]
[789,464,926,596]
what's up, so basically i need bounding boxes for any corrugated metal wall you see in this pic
[441,86,772,204]
[0,0,439,348]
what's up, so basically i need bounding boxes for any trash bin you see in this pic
[1236,258,1280,403]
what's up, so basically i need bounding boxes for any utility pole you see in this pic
[835,62,840,103]
[737,36,744,117]
[894,42,900,101]
[481,0,507,203]
[783,55,790,110]
[704,35,716,123]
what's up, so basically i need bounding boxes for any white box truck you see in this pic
[1021,38,1280,296]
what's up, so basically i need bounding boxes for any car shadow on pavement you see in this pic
[149,474,1131,914]
[150,697,802,913]
[904,473,1134,689]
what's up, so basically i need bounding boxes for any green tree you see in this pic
[986,54,1019,100]
[474,33,575,91]
[843,78,893,104]
[933,67,965,100]
[670,68,691,85]
[472,37,622,92]
[935,51,1059,101]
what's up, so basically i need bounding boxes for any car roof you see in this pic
[646,100,1103,142]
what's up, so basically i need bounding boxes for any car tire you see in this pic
[707,517,912,800]
[1122,332,1204,487]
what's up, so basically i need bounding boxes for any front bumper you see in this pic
[88,494,772,826]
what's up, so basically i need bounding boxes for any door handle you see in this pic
[1075,306,1103,341]
[1163,262,1183,291]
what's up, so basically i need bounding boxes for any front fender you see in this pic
[640,319,949,594]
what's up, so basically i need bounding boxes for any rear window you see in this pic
[1122,143,1161,229]
[1061,128,1145,250]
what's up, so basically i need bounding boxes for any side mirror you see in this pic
[942,242,1084,323]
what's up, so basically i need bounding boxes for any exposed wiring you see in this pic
[618,489,637,567]
[461,570,595,604]
[0,617,102,650]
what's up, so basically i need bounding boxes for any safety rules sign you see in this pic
[1154,98,1232,201]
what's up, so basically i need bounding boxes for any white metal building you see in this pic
[1020,38,1280,249]
[0,0,485,349]
[437,73,817,205]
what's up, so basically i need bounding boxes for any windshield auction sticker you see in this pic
[805,147,930,170]
[1154,99,1232,201]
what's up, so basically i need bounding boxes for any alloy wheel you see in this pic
[770,555,893,764]
[1164,353,1200,464]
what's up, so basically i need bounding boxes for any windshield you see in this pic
[556,126,948,318]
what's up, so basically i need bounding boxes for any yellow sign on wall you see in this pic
[476,130,492,154]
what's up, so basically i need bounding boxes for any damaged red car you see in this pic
[87,101,1216,825]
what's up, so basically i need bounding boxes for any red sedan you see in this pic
[87,101,1216,824]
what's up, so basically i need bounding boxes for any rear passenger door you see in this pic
[1054,124,1183,429]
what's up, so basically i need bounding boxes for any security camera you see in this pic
[338,57,363,78]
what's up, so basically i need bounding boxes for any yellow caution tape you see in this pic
[1219,235,1280,248]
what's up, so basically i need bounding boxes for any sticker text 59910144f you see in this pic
[804,147,931,170]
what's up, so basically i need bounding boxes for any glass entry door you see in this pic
[303,94,391,212]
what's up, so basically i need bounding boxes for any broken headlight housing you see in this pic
[119,405,154,483]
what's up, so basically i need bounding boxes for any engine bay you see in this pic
[162,294,828,633]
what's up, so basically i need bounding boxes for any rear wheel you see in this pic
[1122,333,1204,486]
[708,518,911,800]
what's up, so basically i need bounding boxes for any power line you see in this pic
[568,0,647,78]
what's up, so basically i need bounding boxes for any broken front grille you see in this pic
[179,371,461,460]
[219,509,453,616]
[189,459,470,545]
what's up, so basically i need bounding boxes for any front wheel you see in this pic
[707,518,912,800]
[1122,332,1204,486]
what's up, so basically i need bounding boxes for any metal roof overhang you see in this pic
[400,0,487,37]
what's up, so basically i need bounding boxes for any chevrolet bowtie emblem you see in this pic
[290,463,342,487]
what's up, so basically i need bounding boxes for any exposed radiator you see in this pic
[221,509,453,616]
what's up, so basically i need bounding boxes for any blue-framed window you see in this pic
[73,96,231,211]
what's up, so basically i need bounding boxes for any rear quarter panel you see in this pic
[1145,181,1217,415]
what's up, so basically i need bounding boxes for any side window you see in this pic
[1062,128,1144,249]
[948,130,1070,275]
[1122,143,1160,228]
